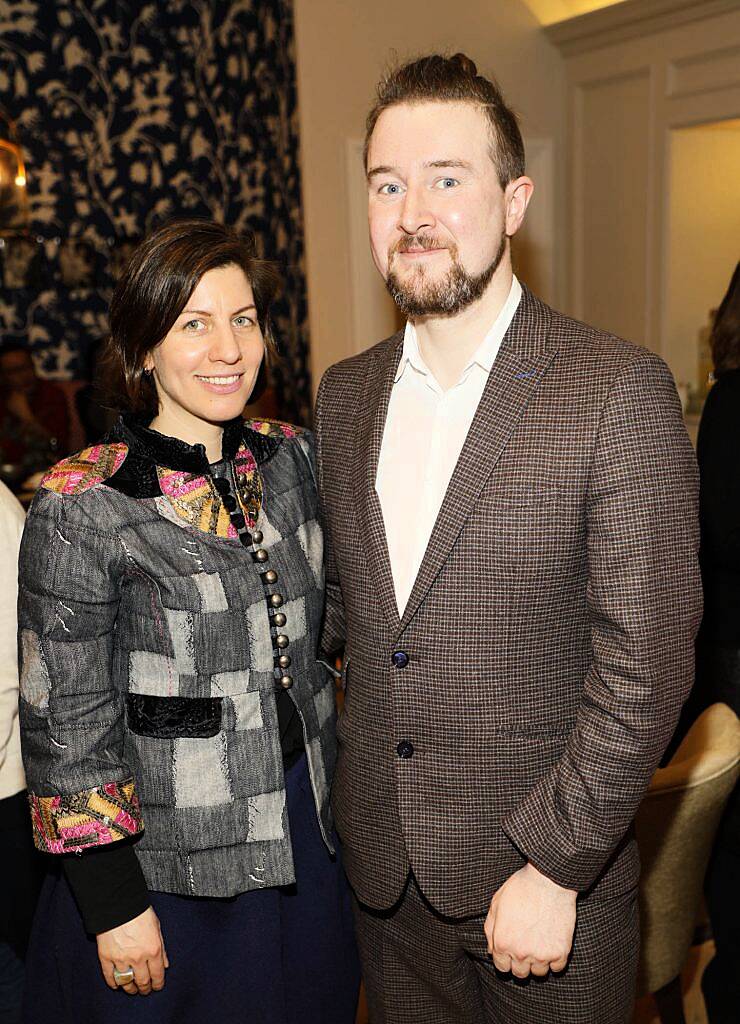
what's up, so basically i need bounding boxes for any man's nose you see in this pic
[397,186,435,236]
[208,322,241,363]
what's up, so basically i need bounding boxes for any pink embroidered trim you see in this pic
[157,441,262,537]
[29,778,144,855]
[41,443,129,496]
[246,418,302,439]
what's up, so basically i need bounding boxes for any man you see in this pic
[315,53,701,1023]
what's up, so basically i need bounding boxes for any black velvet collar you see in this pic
[112,414,282,473]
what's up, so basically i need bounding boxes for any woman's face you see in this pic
[145,264,265,430]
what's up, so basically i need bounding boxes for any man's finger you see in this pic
[491,951,512,974]
[483,913,495,955]
[549,954,569,973]
[510,958,532,979]
[529,960,550,978]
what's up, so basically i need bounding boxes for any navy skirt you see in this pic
[22,755,360,1023]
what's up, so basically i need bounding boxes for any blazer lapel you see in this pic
[352,334,404,630]
[398,287,559,634]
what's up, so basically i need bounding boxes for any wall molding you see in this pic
[546,0,740,56]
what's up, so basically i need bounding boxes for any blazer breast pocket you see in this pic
[472,487,583,576]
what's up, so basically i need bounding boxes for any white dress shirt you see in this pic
[375,276,522,614]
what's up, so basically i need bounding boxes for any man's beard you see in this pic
[384,232,506,318]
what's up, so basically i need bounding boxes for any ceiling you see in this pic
[521,0,629,25]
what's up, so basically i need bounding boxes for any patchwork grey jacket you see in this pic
[18,415,336,897]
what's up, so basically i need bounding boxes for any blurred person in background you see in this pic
[0,479,41,1024]
[689,262,740,1024]
[0,345,71,486]
[17,220,358,1024]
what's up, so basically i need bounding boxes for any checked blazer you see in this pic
[315,285,702,918]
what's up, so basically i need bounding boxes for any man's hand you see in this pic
[96,906,169,996]
[484,862,577,979]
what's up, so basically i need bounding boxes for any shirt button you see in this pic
[255,549,269,563]
[269,594,284,608]
[280,674,294,690]
[391,651,409,669]
[252,531,264,545]
[396,740,414,759]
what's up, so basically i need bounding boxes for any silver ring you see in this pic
[113,967,135,986]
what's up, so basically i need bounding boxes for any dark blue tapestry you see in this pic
[0,0,311,423]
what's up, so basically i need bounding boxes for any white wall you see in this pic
[550,0,740,388]
[292,0,566,389]
[665,120,740,391]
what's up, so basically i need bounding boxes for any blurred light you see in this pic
[15,173,26,187]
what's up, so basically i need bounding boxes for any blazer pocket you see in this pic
[126,693,222,739]
[483,486,560,510]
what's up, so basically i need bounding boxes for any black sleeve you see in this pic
[62,841,150,935]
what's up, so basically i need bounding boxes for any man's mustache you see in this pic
[390,235,448,257]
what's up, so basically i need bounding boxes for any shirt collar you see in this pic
[395,275,523,384]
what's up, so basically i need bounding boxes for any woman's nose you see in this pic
[208,323,241,364]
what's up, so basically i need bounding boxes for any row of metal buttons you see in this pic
[212,474,293,690]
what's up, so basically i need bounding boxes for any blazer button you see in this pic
[252,530,264,545]
[280,674,294,690]
[255,549,269,563]
[269,594,284,608]
[391,651,409,669]
[263,569,278,585]
[276,634,289,649]
[273,612,287,627]
[396,740,414,759]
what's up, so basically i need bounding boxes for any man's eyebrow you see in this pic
[425,159,473,170]
[367,165,396,180]
[367,159,473,181]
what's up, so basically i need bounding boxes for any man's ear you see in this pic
[505,176,534,237]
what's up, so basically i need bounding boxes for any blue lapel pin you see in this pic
[514,369,537,380]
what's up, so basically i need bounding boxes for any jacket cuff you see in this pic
[29,778,144,854]
[501,787,607,893]
[63,841,150,935]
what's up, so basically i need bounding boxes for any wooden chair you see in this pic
[635,702,740,1023]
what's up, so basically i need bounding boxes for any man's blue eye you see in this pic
[380,183,401,195]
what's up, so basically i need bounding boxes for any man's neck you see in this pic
[413,265,514,391]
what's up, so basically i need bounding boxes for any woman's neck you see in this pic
[148,407,224,463]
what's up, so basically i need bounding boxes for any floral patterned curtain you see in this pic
[0,0,311,423]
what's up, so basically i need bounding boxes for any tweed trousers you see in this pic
[354,876,639,1024]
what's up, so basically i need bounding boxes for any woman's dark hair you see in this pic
[711,261,740,377]
[105,219,280,416]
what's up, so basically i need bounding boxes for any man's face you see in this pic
[366,101,526,318]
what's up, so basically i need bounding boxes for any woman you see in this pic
[18,220,359,1023]
[677,262,740,1024]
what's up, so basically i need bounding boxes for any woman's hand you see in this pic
[96,906,169,996]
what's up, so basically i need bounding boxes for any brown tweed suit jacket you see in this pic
[315,285,702,918]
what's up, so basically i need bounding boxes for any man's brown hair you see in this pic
[104,219,279,417]
[364,53,525,189]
